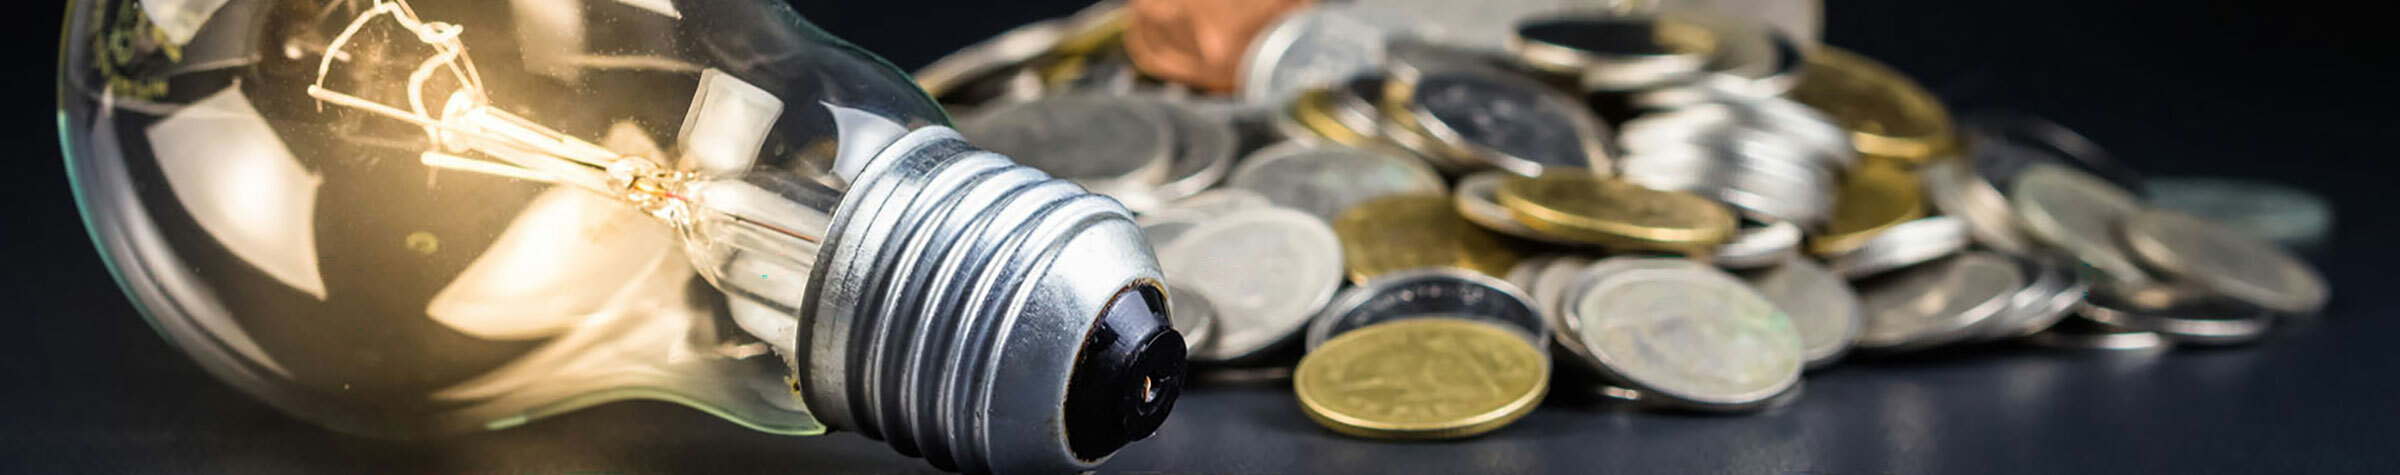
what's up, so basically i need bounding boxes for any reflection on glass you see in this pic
[58,0,946,436]
[148,87,327,300]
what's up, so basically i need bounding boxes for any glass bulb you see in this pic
[56,1,1185,472]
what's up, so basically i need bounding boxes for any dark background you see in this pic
[7,0,2399,473]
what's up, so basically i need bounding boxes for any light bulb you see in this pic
[55,0,1184,472]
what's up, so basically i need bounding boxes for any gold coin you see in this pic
[1333,194,1523,283]
[1809,159,1927,255]
[1787,46,1956,164]
[1296,318,1548,440]
[1493,172,1736,253]
[1290,88,1381,148]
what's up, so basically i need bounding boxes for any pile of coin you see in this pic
[914,0,2333,439]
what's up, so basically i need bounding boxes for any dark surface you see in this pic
[8,0,2400,473]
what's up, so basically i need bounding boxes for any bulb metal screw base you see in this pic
[796,127,1181,474]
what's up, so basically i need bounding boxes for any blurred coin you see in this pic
[2120,209,2329,315]
[1296,318,1548,439]
[1506,255,1558,291]
[1972,256,2088,340]
[1139,215,1204,249]
[1453,170,1579,244]
[2011,163,2155,286]
[1512,13,1720,91]
[1532,256,1597,355]
[915,20,1068,98]
[1357,0,1624,51]
[1126,0,1315,92]
[1922,158,2038,254]
[2147,177,2334,250]
[1619,99,1853,173]
[1960,112,2145,194]
[958,95,1174,195]
[1306,268,1548,349]
[1116,101,1240,212]
[1043,40,1145,94]
[1811,159,1926,256]
[2025,316,2171,351]
[1855,251,2023,351]
[1701,24,1804,96]
[1619,143,1835,228]
[2077,289,2275,346]
[1227,142,1447,222]
[1160,207,1345,363]
[1824,216,1971,280]
[1742,257,1862,368]
[1391,69,1615,176]
[1283,77,1390,147]
[1561,257,1802,410]
[1496,172,1738,253]
[1240,4,1438,106]
[1786,46,1955,164]
[1714,215,1802,270]
[1166,283,1219,352]
[1152,188,1276,222]
[1662,0,1823,43]
[1333,194,1524,283]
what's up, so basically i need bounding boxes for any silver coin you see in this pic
[957,95,1174,193]
[1972,255,2088,340]
[1713,215,1802,270]
[2076,290,2274,346]
[2025,316,2172,351]
[1534,256,1598,365]
[1825,216,1972,279]
[1922,158,2038,254]
[2010,163,2155,286]
[1742,257,1861,368]
[1563,257,1802,410]
[1506,255,1560,291]
[913,20,1066,98]
[1225,142,1446,222]
[1166,283,1219,353]
[1620,144,1834,228]
[1400,70,1614,176]
[2120,209,2329,315]
[1304,268,1548,349]
[2147,177,2334,250]
[1512,13,1719,91]
[1619,100,1852,176]
[1115,101,1240,212]
[1855,251,2024,351]
[1239,4,1438,107]
[1159,207,1345,363]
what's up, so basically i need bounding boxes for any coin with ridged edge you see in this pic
[1296,318,1548,440]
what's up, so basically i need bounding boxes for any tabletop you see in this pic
[6,1,2399,473]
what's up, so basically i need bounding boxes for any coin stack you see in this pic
[914,0,2333,439]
